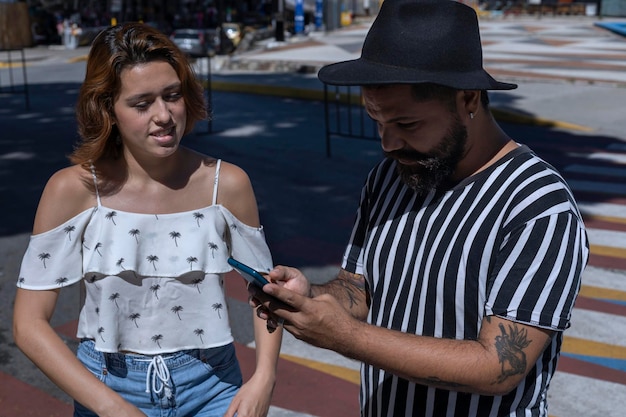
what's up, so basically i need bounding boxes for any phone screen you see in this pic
[227,257,270,287]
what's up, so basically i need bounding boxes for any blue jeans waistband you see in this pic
[78,339,234,372]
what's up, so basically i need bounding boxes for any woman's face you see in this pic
[112,60,187,159]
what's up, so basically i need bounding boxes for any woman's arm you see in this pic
[219,161,282,417]
[13,166,145,417]
[13,289,145,417]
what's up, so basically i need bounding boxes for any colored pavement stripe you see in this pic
[579,285,626,303]
[279,353,360,385]
[558,355,626,386]
[563,336,626,360]
[590,244,626,259]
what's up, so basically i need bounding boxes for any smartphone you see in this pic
[228,257,270,287]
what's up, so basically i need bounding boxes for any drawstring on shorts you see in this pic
[145,355,173,400]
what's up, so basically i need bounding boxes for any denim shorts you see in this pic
[74,339,242,417]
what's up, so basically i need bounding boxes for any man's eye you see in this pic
[398,122,417,129]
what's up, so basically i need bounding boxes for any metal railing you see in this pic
[323,84,378,157]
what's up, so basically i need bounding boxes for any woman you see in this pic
[13,22,281,417]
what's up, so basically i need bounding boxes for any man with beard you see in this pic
[250,1,589,416]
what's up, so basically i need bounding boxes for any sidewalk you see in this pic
[2,14,626,417]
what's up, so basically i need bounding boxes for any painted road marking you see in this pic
[587,228,626,250]
[563,336,626,359]
[280,353,360,385]
[577,202,626,219]
[587,152,626,164]
[579,285,626,302]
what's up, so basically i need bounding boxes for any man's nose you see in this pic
[379,127,405,153]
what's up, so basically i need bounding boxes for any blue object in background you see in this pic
[315,0,323,29]
[295,0,305,34]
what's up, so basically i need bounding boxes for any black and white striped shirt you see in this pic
[342,146,589,417]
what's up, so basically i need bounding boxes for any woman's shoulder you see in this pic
[209,159,259,226]
[33,165,97,233]
[216,160,252,188]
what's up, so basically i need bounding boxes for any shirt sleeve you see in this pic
[17,209,94,290]
[485,211,588,331]
[221,209,273,274]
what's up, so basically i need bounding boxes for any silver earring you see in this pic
[469,112,475,120]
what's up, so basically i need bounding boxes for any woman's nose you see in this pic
[153,99,172,123]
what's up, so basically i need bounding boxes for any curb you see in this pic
[207,80,594,132]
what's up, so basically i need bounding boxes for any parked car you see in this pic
[170,28,215,57]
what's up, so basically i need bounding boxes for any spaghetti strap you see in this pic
[89,163,102,207]
[212,159,222,205]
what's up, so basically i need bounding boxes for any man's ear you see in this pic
[461,90,481,114]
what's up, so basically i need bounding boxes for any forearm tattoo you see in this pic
[312,269,367,309]
[494,322,531,384]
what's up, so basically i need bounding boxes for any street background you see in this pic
[1,13,626,417]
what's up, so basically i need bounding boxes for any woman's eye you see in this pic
[134,102,149,110]
[166,92,182,101]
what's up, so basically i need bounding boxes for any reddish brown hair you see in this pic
[70,22,207,166]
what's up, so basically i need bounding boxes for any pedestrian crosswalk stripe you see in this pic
[279,352,360,384]
[579,285,626,302]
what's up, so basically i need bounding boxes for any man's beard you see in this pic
[385,116,468,195]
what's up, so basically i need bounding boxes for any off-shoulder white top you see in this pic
[17,160,273,354]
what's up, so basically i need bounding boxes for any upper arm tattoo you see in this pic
[493,322,532,384]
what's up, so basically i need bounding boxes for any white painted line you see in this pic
[587,152,626,164]
[568,308,626,347]
[549,372,626,417]
[582,266,626,292]
[578,202,626,219]
[587,228,626,249]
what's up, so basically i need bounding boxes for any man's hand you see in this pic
[257,281,359,351]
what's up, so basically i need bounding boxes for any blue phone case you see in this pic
[227,257,270,287]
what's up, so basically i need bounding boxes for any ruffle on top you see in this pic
[17,204,272,354]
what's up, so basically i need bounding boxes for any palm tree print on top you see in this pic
[194,328,205,343]
[187,256,198,270]
[38,252,50,268]
[212,302,224,319]
[171,305,183,320]
[147,255,159,270]
[56,277,69,287]
[129,229,140,243]
[152,334,163,348]
[64,225,75,241]
[150,284,161,299]
[193,212,204,227]
[116,258,126,270]
[128,313,141,327]
[170,231,181,246]
[192,276,204,293]
[105,211,117,225]
[98,327,106,342]
[94,243,103,256]
[208,242,218,258]
[109,292,121,308]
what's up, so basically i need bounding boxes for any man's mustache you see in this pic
[384,150,432,162]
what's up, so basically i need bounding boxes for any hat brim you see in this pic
[318,58,517,90]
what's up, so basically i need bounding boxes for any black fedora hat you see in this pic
[318,0,517,90]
